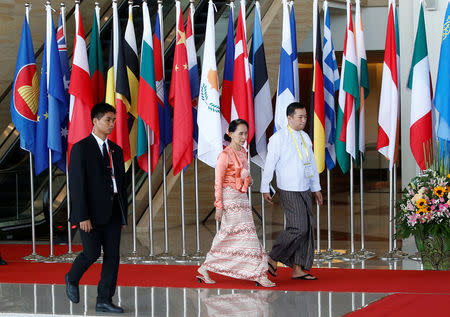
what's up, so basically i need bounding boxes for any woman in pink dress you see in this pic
[197,119,275,287]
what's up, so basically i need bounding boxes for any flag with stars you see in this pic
[169,3,193,175]
[35,5,67,175]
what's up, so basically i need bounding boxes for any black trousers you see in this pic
[67,196,122,303]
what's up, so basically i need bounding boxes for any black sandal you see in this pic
[268,262,277,277]
[292,274,318,280]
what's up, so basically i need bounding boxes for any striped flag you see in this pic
[312,0,325,173]
[249,1,272,168]
[407,1,433,170]
[197,0,222,168]
[274,0,295,132]
[340,1,359,160]
[289,1,299,102]
[154,6,173,154]
[186,4,200,154]
[57,8,70,102]
[377,0,399,170]
[88,4,105,104]
[220,3,235,135]
[323,0,340,170]
[355,0,369,157]
[124,3,140,169]
[106,1,131,162]
[137,0,159,173]
[170,3,193,175]
[68,4,93,159]
[231,2,255,144]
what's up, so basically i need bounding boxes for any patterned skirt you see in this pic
[201,187,268,281]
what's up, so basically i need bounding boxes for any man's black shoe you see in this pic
[95,302,124,314]
[65,274,79,303]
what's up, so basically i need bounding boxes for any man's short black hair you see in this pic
[91,103,116,123]
[286,102,306,117]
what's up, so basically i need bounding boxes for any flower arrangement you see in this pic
[396,169,450,239]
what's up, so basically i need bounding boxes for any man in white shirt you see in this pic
[261,102,323,280]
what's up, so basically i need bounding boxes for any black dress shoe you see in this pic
[0,256,6,265]
[95,302,124,314]
[65,274,79,303]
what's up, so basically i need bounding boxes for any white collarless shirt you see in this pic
[260,126,321,193]
[92,132,118,194]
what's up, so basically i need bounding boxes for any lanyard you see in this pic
[287,126,309,162]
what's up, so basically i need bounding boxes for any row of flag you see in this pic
[10,0,450,180]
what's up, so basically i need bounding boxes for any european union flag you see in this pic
[35,9,67,175]
[434,3,450,161]
[10,15,38,153]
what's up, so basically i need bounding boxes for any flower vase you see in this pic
[415,233,450,270]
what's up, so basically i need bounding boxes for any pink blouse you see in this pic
[214,146,252,210]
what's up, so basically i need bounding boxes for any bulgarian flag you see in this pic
[377,0,399,170]
[137,0,159,173]
[407,0,433,170]
[340,0,359,160]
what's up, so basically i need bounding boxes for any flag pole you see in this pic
[156,149,174,260]
[175,170,191,262]
[23,152,45,261]
[191,155,205,260]
[322,169,341,259]
[341,157,360,262]
[356,152,375,258]
[46,150,55,261]
[391,163,408,257]
[22,3,45,262]
[379,165,403,260]
[141,129,158,263]
[126,160,143,262]
[261,169,267,250]
[155,0,174,261]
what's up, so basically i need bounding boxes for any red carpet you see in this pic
[1,244,449,293]
[346,294,450,316]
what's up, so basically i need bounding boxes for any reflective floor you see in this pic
[0,283,389,316]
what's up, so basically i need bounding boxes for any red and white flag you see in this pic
[68,3,93,158]
[231,3,255,144]
[377,0,399,170]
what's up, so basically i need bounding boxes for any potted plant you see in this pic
[396,169,450,270]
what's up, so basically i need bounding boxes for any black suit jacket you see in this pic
[68,134,128,226]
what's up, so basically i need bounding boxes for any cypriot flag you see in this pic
[197,0,222,167]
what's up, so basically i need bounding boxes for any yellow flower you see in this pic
[416,208,427,215]
[447,174,450,179]
[416,198,427,208]
[433,186,445,198]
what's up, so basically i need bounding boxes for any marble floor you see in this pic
[0,283,390,317]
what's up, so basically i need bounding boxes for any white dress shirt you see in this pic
[92,132,118,194]
[260,126,321,193]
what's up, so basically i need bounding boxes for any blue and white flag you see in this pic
[35,5,67,175]
[249,1,272,168]
[434,2,450,160]
[323,1,340,170]
[10,12,38,154]
[289,1,299,102]
[274,0,295,132]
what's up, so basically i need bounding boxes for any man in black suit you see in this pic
[65,103,128,314]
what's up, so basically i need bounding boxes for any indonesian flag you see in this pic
[68,3,93,158]
[169,4,193,175]
[377,0,399,170]
[407,1,433,170]
[231,3,255,145]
